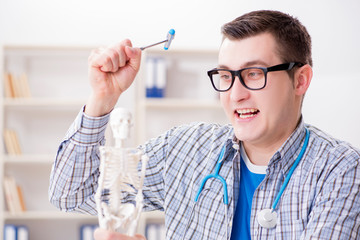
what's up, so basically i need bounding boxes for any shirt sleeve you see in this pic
[48,106,110,215]
[301,148,360,239]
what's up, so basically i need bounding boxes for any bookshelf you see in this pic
[0,45,98,240]
[1,45,228,239]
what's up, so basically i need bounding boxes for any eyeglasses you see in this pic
[207,62,304,92]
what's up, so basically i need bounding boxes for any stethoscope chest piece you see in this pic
[257,208,277,229]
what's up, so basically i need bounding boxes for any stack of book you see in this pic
[3,129,22,155]
[3,176,26,214]
[3,73,31,98]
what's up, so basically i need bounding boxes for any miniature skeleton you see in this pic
[95,108,148,236]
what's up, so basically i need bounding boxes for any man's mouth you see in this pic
[236,108,260,119]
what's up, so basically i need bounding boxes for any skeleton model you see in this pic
[95,108,148,236]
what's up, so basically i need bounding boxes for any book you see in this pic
[3,72,32,98]
[3,176,26,213]
[3,129,22,155]
[19,73,32,98]
[17,185,27,211]
[3,177,17,213]
[4,73,15,98]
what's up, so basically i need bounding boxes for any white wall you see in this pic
[1,0,359,147]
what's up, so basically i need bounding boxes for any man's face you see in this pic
[219,32,302,149]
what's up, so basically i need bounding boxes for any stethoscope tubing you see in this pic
[194,146,228,204]
[271,128,310,210]
[189,128,310,234]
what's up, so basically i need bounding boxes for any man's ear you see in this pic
[294,64,313,96]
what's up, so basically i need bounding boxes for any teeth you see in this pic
[236,108,259,119]
[236,108,258,114]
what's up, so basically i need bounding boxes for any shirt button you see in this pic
[228,221,232,227]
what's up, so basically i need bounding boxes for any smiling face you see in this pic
[219,32,306,152]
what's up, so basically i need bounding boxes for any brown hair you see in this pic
[221,10,313,67]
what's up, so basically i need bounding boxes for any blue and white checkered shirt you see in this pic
[49,107,360,239]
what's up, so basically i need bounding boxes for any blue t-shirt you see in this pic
[231,148,266,239]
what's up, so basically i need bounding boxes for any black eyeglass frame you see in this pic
[207,62,304,92]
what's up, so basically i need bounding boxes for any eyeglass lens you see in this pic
[211,68,265,91]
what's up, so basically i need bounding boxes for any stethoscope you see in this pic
[257,128,310,228]
[188,128,310,237]
[182,145,229,240]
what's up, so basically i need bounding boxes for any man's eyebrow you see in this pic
[217,64,229,69]
[217,60,270,69]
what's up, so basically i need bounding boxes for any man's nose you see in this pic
[229,76,250,101]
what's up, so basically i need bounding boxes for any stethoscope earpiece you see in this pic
[257,208,277,228]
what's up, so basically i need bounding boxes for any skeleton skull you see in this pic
[110,108,132,141]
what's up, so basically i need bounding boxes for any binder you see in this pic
[3,224,29,240]
[146,57,167,98]
[3,224,17,240]
[145,223,165,240]
[80,224,97,240]
[17,226,29,240]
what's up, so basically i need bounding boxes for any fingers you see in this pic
[124,46,142,72]
[93,228,146,240]
[89,39,141,73]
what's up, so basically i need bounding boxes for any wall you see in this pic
[1,0,359,147]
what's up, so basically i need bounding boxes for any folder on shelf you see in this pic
[146,58,156,98]
[146,57,167,98]
[3,224,29,240]
[17,225,29,240]
[145,223,166,240]
[3,224,17,240]
[80,224,97,240]
[155,58,167,98]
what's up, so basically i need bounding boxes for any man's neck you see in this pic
[242,144,277,166]
[242,132,292,166]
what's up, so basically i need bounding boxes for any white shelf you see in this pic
[4,211,97,220]
[3,98,86,108]
[141,98,222,109]
[3,154,55,164]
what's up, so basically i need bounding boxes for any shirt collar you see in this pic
[268,118,307,176]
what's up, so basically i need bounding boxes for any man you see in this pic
[49,10,360,239]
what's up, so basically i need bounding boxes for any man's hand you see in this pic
[94,228,146,240]
[85,39,142,117]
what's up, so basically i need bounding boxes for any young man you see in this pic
[49,10,360,239]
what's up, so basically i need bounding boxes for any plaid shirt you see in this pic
[49,108,360,239]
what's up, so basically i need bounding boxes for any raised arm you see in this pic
[85,39,142,117]
[49,40,142,213]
